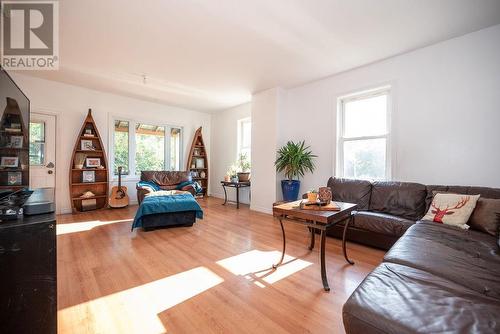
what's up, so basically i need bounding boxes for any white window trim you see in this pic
[336,86,392,180]
[237,117,251,159]
[108,115,184,181]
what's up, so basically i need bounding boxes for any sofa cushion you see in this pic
[369,181,427,220]
[343,262,500,334]
[384,221,500,299]
[469,198,500,236]
[141,171,191,186]
[327,177,372,210]
[352,211,414,237]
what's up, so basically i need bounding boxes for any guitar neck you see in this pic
[118,167,122,190]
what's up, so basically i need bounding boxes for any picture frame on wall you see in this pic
[82,171,95,183]
[9,136,23,148]
[85,158,100,168]
[7,171,22,185]
[1,156,19,167]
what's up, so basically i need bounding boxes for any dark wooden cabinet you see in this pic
[0,213,56,334]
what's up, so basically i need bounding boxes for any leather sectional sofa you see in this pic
[324,178,500,333]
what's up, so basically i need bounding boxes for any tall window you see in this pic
[29,121,45,165]
[114,120,129,174]
[135,124,165,175]
[337,87,390,180]
[237,117,251,160]
[112,119,182,176]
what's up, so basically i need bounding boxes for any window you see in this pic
[170,127,181,171]
[114,120,129,174]
[29,121,45,165]
[337,87,390,180]
[111,118,182,177]
[237,117,251,160]
[135,124,165,175]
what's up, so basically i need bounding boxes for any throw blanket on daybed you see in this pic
[132,192,203,230]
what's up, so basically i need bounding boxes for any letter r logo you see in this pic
[2,2,54,55]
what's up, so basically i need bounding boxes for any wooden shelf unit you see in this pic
[0,97,29,188]
[69,109,109,213]
[186,127,208,197]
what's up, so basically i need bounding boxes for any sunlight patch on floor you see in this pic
[59,266,223,334]
[57,218,133,235]
[216,249,312,287]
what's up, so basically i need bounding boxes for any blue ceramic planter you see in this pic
[281,180,301,202]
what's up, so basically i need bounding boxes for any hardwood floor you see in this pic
[57,197,384,334]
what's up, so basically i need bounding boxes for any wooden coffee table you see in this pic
[272,200,357,291]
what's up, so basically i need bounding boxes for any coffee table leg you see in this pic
[308,226,315,250]
[222,185,228,205]
[342,217,355,265]
[320,230,330,292]
[272,217,286,269]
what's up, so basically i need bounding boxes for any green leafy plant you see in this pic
[275,140,316,180]
[237,152,251,172]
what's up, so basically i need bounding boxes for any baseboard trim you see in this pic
[250,205,272,215]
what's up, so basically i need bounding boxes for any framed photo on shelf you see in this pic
[85,158,101,168]
[7,172,22,185]
[82,171,95,183]
[1,156,19,167]
[10,136,23,148]
[81,139,94,151]
[195,158,204,168]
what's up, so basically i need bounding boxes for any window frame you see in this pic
[109,115,184,181]
[237,117,251,160]
[336,86,392,180]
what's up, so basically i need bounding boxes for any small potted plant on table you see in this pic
[275,140,316,202]
[236,152,251,182]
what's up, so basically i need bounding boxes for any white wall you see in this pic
[11,73,212,214]
[210,103,251,204]
[277,24,500,194]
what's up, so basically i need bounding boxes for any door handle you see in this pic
[46,162,55,168]
[48,170,53,174]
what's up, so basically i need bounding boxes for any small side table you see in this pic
[221,181,251,209]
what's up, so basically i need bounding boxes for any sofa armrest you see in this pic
[179,184,196,196]
[136,186,153,204]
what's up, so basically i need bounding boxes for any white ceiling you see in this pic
[20,0,500,112]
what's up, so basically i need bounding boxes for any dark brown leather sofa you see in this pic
[136,171,195,204]
[330,177,500,333]
[326,177,500,250]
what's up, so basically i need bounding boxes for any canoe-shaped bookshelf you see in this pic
[69,109,109,212]
[186,127,208,197]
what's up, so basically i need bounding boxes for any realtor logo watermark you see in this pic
[1,1,59,70]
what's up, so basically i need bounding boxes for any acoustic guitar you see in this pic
[109,166,129,208]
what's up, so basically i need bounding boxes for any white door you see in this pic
[29,113,56,188]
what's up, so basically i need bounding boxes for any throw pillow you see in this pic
[422,193,480,229]
[468,198,500,237]
[137,180,160,192]
[176,181,193,190]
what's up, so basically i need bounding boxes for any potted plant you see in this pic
[227,164,238,183]
[236,152,251,182]
[275,140,316,201]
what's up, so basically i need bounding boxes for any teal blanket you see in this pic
[132,193,203,230]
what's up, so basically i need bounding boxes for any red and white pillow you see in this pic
[422,193,480,229]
